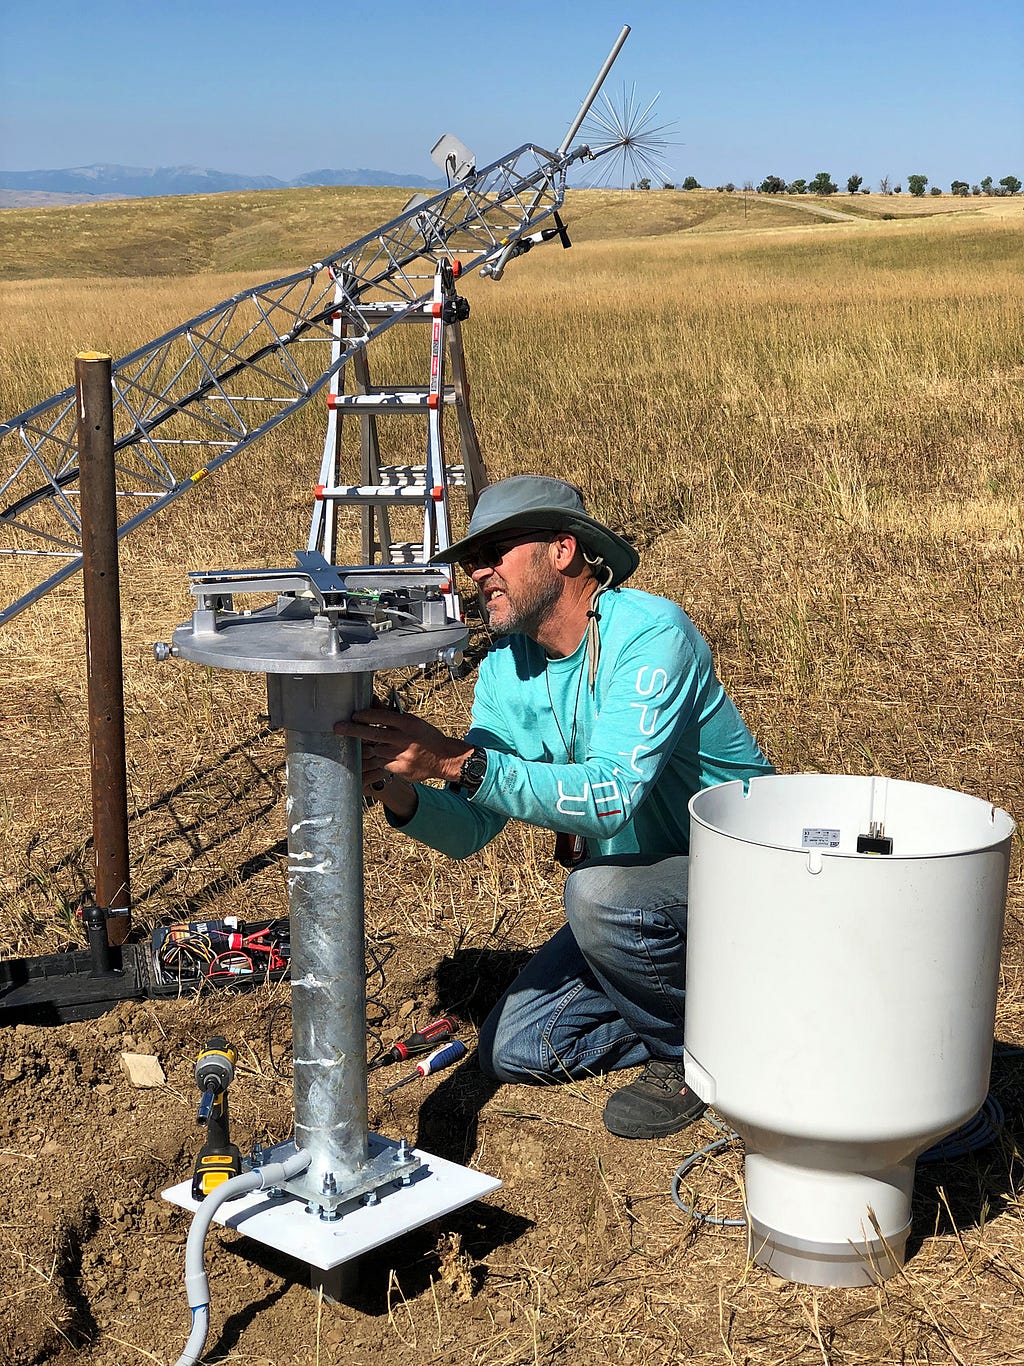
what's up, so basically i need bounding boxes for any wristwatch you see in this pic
[459,746,487,794]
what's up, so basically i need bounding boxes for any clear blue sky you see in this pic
[1,1,1020,190]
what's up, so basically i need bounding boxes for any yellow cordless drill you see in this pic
[191,1036,243,1199]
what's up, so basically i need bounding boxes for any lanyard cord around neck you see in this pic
[545,652,587,763]
[583,557,613,690]
[545,559,612,761]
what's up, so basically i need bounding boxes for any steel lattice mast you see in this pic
[0,28,635,627]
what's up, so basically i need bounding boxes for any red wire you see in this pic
[208,951,254,977]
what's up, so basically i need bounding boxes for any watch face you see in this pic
[463,748,487,783]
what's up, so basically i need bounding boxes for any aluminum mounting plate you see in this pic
[163,1137,502,1270]
[171,606,467,674]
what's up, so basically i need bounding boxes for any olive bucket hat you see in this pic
[432,475,639,588]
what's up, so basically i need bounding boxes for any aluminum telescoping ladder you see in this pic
[309,260,486,618]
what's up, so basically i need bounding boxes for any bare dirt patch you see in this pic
[1,543,1021,1365]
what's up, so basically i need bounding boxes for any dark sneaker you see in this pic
[602,1059,707,1139]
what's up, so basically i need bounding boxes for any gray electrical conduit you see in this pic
[173,1147,312,1366]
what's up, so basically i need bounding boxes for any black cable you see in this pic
[918,1095,1006,1163]
[365,936,396,1056]
[264,1001,292,1078]
[262,933,396,1075]
[673,1090,1012,1226]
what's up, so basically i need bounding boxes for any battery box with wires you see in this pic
[149,916,291,992]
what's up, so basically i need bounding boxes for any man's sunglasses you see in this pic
[457,530,553,575]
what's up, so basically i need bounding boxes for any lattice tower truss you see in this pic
[0,28,643,627]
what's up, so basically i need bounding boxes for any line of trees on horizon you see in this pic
[638,173,1021,197]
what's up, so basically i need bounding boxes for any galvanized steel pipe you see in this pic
[165,565,468,1209]
[284,674,372,1191]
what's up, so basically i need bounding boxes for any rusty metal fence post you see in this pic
[76,353,131,946]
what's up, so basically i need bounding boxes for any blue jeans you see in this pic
[477,855,690,1084]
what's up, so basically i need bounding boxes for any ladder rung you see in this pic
[368,384,445,395]
[316,466,468,504]
[379,542,428,565]
[334,302,434,322]
[374,544,455,567]
[376,464,467,488]
[316,484,446,503]
[326,388,456,412]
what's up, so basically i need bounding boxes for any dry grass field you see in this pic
[0,186,1022,1365]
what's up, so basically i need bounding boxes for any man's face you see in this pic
[464,531,562,638]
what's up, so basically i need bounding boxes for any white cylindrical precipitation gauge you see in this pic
[683,774,1014,1288]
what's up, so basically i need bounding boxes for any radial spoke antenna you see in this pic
[578,82,679,188]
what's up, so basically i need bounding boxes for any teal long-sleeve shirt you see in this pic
[394,587,774,860]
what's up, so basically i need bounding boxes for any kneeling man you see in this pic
[336,476,773,1138]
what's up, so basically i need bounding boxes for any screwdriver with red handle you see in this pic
[368,1016,459,1070]
[383,1039,468,1094]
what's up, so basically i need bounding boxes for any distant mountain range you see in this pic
[0,163,445,207]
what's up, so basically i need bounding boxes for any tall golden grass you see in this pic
[1,196,1020,945]
[0,190,1021,1365]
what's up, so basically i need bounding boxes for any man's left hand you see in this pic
[333,708,472,786]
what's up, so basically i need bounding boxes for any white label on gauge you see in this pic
[802,827,840,848]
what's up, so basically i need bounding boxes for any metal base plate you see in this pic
[279,1135,423,1213]
[162,1138,501,1270]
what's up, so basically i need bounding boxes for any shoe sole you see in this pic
[603,1102,707,1140]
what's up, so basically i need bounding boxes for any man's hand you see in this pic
[334,707,473,788]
